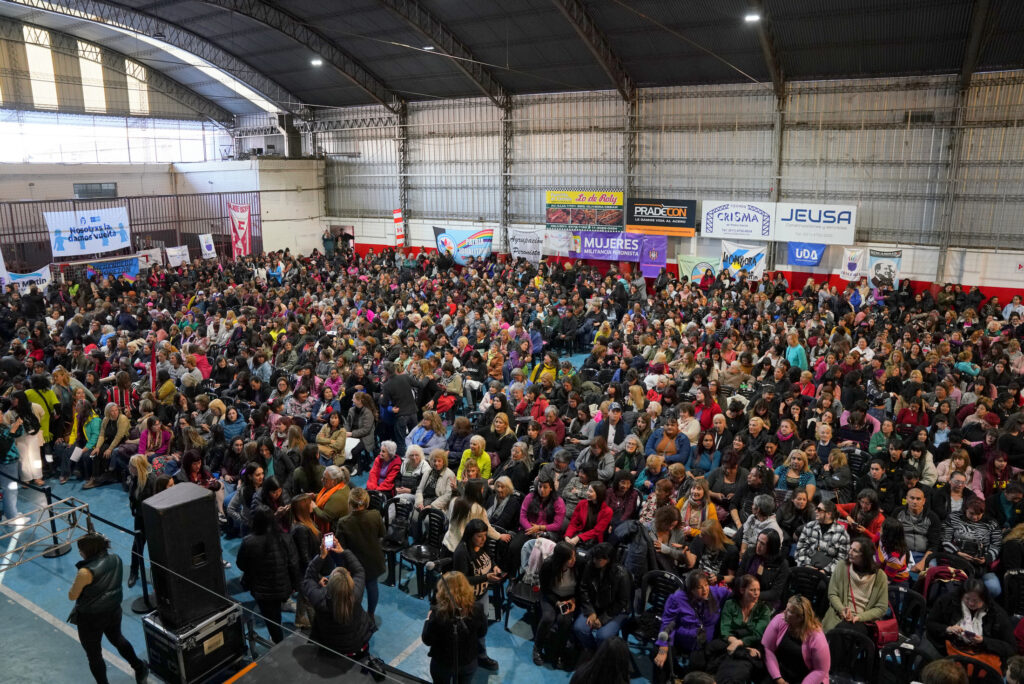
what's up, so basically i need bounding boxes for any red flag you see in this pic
[228,203,252,259]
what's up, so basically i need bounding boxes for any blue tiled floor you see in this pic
[0,352,650,683]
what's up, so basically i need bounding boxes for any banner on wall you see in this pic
[0,248,9,288]
[166,246,190,267]
[702,201,775,240]
[136,248,163,269]
[543,231,572,256]
[775,202,856,245]
[8,266,52,293]
[508,227,544,264]
[869,249,902,289]
[626,198,696,236]
[393,209,405,248]
[676,255,718,281]
[787,242,827,267]
[432,227,493,265]
[199,233,216,259]
[85,257,138,282]
[721,240,768,278]
[227,202,252,259]
[839,248,867,280]
[545,190,624,233]
[44,207,131,257]
[569,231,641,261]
[639,235,668,277]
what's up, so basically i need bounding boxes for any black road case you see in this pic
[143,603,245,683]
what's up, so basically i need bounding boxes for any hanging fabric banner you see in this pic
[8,266,52,293]
[228,203,252,259]
[45,207,131,257]
[543,231,572,256]
[869,249,902,289]
[787,242,827,267]
[166,246,190,267]
[839,248,867,280]
[676,255,718,281]
[638,235,668,277]
[569,231,642,261]
[0,248,9,288]
[509,227,544,263]
[136,248,163,269]
[393,209,405,248]
[721,240,768,278]
[199,233,217,259]
[432,227,493,265]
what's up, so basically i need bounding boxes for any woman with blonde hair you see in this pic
[676,477,718,538]
[127,453,155,587]
[300,537,376,658]
[762,596,830,684]
[683,519,738,586]
[422,571,488,683]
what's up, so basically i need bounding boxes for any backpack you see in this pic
[923,565,968,604]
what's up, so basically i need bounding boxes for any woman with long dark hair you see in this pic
[822,535,889,632]
[564,481,613,548]
[236,508,301,643]
[451,518,501,671]
[877,517,910,585]
[837,487,885,543]
[654,569,732,678]
[534,541,579,669]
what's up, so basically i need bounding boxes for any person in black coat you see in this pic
[236,508,301,643]
[380,362,423,453]
[301,543,377,658]
[571,543,631,656]
[451,519,502,671]
[735,528,790,608]
[422,571,489,684]
[920,578,1016,663]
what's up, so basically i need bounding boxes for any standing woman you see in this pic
[7,391,44,486]
[289,493,320,630]
[761,596,830,684]
[0,412,24,524]
[67,533,148,683]
[126,454,155,588]
[451,518,502,671]
[236,508,301,644]
[422,571,489,684]
[300,540,377,661]
[336,488,386,621]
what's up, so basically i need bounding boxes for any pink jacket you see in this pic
[762,613,830,684]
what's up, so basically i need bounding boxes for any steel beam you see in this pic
[0,0,298,111]
[397,102,409,242]
[748,0,785,102]
[199,0,402,113]
[623,97,638,200]
[960,0,991,92]
[500,102,512,252]
[377,0,508,108]
[551,0,635,102]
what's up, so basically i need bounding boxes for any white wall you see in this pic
[0,162,173,200]
[171,161,259,195]
[255,160,324,253]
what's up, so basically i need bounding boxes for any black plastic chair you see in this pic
[1003,568,1024,617]
[784,565,829,617]
[827,626,877,683]
[621,570,685,658]
[842,447,871,480]
[381,499,413,586]
[879,645,929,684]
[483,535,508,622]
[949,655,1004,684]
[888,584,927,637]
[398,508,447,598]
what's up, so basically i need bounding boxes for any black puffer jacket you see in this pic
[301,552,375,654]
[236,529,300,602]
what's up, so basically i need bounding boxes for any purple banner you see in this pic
[639,234,668,277]
[569,231,642,261]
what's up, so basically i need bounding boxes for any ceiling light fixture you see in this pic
[311,58,323,66]
[422,46,435,51]
[744,13,760,22]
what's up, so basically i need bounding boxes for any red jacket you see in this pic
[836,502,885,544]
[367,456,400,494]
[895,408,929,428]
[565,500,613,543]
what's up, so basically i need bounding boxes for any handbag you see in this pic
[847,565,899,647]
[945,639,1002,672]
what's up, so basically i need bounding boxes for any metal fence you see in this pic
[0,191,262,272]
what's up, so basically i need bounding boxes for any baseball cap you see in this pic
[609,402,622,412]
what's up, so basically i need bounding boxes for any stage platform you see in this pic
[227,633,428,684]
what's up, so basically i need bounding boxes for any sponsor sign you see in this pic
[625,198,696,237]
[869,249,902,289]
[787,242,827,267]
[432,227,493,265]
[545,190,624,233]
[721,241,768,278]
[702,201,775,240]
[775,202,856,245]
[45,207,131,257]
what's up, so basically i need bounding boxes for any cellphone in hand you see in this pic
[559,601,573,615]
[324,533,335,550]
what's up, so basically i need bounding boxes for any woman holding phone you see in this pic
[451,519,502,671]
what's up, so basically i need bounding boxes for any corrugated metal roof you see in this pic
[1,0,1020,113]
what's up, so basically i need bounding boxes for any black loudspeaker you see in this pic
[142,482,228,630]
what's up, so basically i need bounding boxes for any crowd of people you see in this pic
[4,238,1024,684]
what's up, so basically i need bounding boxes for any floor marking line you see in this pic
[388,636,423,667]
[0,582,135,675]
